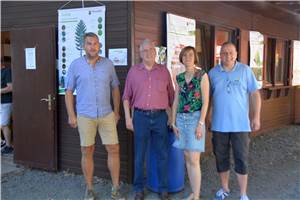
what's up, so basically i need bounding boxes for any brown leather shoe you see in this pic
[134,192,144,200]
[159,192,170,200]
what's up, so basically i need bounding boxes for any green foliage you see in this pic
[75,20,87,56]
[252,67,262,81]
[254,51,262,67]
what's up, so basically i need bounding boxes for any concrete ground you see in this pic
[1,125,300,200]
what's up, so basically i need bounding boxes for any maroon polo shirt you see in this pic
[123,63,174,110]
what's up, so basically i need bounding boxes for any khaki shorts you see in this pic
[77,112,119,146]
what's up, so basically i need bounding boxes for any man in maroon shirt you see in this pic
[123,39,174,200]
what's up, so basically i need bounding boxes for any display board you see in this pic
[166,13,196,81]
[58,6,106,94]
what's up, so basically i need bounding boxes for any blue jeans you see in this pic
[133,110,169,193]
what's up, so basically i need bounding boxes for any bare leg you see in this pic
[219,171,230,192]
[81,145,95,190]
[237,173,248,196]
[2,126,12,147]
[106,144,120,187]
[185,151,201,199]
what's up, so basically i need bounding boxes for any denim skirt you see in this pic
[173,111,205,152]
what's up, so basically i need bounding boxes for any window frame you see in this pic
[263,36,291,88]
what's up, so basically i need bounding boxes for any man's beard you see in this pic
[86,52,99,59]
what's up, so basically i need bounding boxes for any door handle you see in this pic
[40,94,56,111]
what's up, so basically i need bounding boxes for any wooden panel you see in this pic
[253,91,294,136]
[239,29,249,64]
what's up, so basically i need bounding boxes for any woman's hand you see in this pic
[195,124,203,140]
[172,124,180,139]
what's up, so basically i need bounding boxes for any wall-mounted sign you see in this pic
[25,48,36,70]
[58,6,106,94]
[155,46,167,65]
[249,31,264,88]
[108,48,127,66]
[292,40,300,86]
[166,13,196,81]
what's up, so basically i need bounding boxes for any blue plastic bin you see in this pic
[146,129,185,193]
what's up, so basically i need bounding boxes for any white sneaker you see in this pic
[240,194,249,200]
[214,188,230,200]
[84,188,96,200]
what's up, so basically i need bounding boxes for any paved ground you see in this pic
[1,125,300,200]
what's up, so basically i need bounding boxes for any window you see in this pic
[264,37,289,87]
[274,39,288,85]
[249,31,264,88]
[265,38,275,85]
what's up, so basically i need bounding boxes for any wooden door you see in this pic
[11,26,57,170]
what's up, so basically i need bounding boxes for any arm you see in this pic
[122,69,134,131]
[199,73,210,124]
[65,90,77,128]
[171,81,180,137]
[196,73,210,139]
[250,90,261,131]
[166,69,175,126]
[123,99,133,131]
[1,68,12,94]
[0,83,12,94]
[112,86,121,124]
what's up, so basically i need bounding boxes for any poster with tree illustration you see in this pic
[250,31,264,88]
[58,6,106,94]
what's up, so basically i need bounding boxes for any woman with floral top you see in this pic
[171,46,210,200]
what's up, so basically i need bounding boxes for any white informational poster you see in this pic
[25,48,36,70]
[249,31,264,88]
[108,48,127,66]
[58,6,106,94]
[166,13,196,81]
[292,40,300,86]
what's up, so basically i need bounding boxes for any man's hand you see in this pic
[251,117,260,132]
[68,115,77,128]
[114,112,120,124]
[125,117,134,131]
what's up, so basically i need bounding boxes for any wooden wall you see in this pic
[2,1,133,182]
[133,1,299,64]
[133,1,299,151]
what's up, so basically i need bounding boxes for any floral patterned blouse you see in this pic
[176,69,206,113]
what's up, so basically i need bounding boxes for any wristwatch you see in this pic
[198,121,204,126]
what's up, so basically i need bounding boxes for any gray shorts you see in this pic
[212,131,250,175]
[0,103,12,126]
